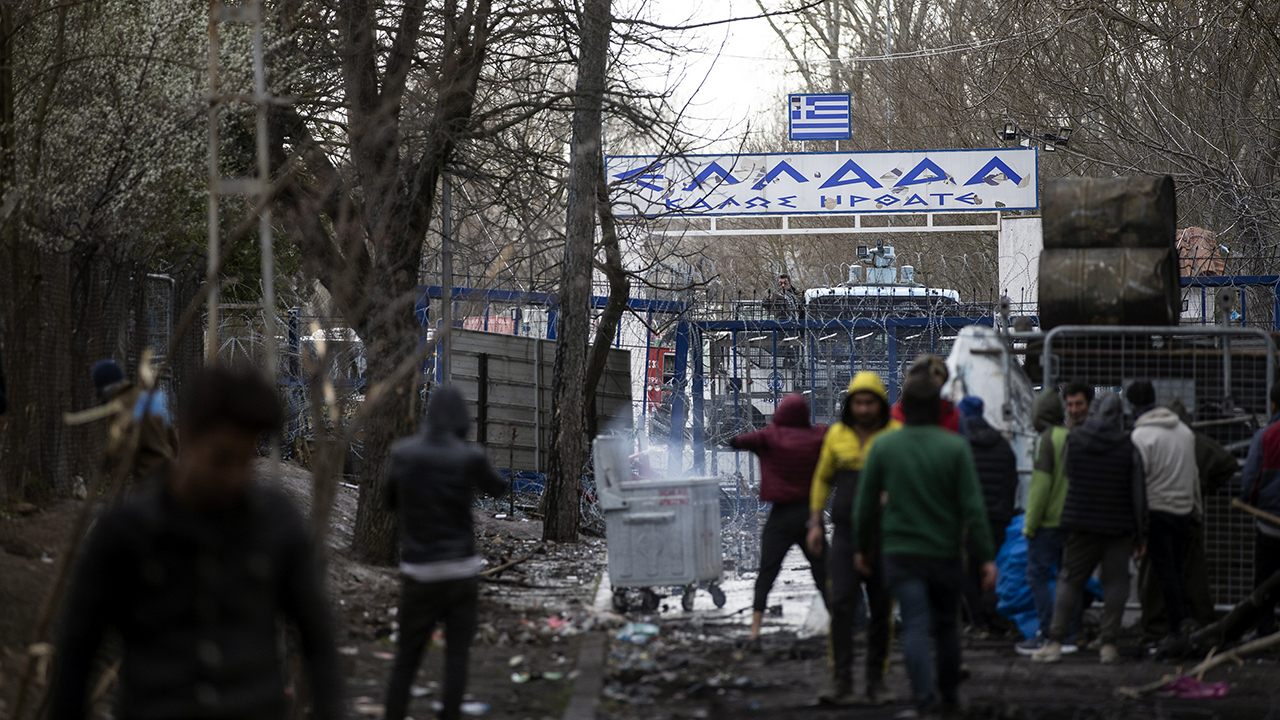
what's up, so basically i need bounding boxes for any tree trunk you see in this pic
[585,155,629,438]
[350,273,423,565]
[543,0,610,543]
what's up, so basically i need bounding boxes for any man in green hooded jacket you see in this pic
[1018,390,1081,655]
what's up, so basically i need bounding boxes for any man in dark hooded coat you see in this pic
[1032,395,1146,665]
[383,386,508,720]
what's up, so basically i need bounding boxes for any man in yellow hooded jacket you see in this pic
[805,371,900,706]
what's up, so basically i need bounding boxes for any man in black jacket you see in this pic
[383,386,507,720]
[49,366,343,720]
[958,396,1019,634]
[1032,394,1146,665]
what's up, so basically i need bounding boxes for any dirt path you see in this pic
[0,461,610,720]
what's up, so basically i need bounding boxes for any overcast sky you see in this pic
[622,0,796,153]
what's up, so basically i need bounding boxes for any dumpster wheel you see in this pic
[611,587,629,613]
[681,584,696,612]
[640,587,660,612]
[708,582,727,608]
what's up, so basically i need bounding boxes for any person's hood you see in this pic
[1164,397,1192,426]
[1135,406,1182,429]
[964,415,1003,447]
[772,393,811,428]
[846,371,889,404]
[1032,390,1065,433]
[1074,394,1127,447]
[424,386,470,439]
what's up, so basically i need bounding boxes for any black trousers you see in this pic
[828,522,892,691]
[1139,518,1216,638]
[1256,531,1280,634]
[1146,511,1194,633]
[754,501,827,612]
[384,575,479,720]
[961,522,1004,630]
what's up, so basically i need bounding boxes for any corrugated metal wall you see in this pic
[448,329,632,476]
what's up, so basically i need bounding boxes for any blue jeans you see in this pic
[883,554,964,708]
[1025,527,1081,641]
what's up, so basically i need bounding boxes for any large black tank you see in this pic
[1038,175,1181,328]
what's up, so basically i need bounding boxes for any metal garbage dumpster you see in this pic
[594,435,725,612]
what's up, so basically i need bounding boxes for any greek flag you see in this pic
[789,93,852,141]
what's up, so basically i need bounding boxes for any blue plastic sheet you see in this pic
[995,514,1102,639]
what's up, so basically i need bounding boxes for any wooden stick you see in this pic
[1116,630,1280,698]
[1195,646,1217,682]
[1232,498,1280,527]
[480,552,535,578]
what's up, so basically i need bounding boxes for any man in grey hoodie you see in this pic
[1127,381,1201,637]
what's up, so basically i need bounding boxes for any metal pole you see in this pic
[252,0,278,469]
[732,330,739,475]
[440,173,453,384]
[206,0,221,362]
[534,335,542,475]
[885,0,893,150]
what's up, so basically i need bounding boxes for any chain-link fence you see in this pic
[1043,325,1275,608]
[0,244,199,502]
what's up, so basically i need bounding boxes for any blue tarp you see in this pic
[995,514,1102,639]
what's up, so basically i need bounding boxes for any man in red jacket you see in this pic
[731,393,829,647]
[890,354,961,432]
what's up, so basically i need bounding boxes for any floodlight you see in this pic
[1057,126,1073,144]
[1044,142,1057,152]
[1019,137,1033,147]
[1001,122,1018,141]
[856,245,869,258]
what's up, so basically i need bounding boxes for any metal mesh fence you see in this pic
[0,244,196,502]
[1043,325,1275,607]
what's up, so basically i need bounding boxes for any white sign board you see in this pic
[607,148,1038,217]
[789,93,851,141]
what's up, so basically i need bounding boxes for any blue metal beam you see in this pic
[690,316,1003,332]
[668,322,690,473]
[691,327,705,475]
[1181,276,1280,287]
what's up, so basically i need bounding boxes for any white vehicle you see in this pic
[705,243,966,434]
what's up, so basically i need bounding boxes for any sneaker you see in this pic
[1099,644,1120,664]
[1014,636,1044,656]
[866,681,896,706]
[1085,637,1103,651]
[1060,642,1079,655]
[894,709,921,720]
[741,637,762,653]
[1030,640,1063,663]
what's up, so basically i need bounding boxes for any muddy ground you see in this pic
[3,463,1280,720]
[599,549,1280,720]
[0,461,608,720]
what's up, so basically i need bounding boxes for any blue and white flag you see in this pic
[789,93,852,141]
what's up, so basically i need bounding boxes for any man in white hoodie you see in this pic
[1127,380,1202,637]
